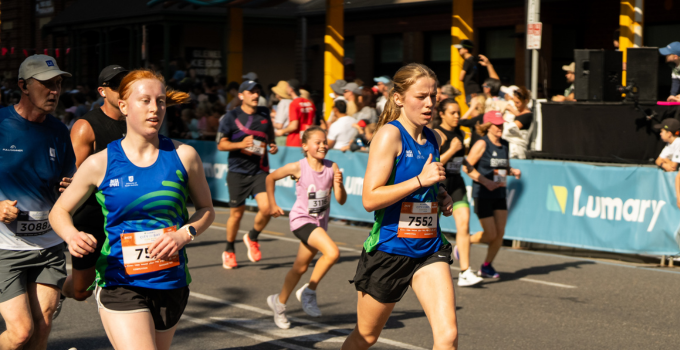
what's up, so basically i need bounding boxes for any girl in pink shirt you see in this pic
[265,126,347,328]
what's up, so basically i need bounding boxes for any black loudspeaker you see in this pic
[574,50,623,102]
[626,47,659,103]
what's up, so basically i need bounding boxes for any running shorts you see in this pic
[443,175,469,210]
[227,172,267,207]
[474,197,508,219]
[292,224,319,245]
[0,243,67,303]
[95,285,190,331]
[350,244,452,303]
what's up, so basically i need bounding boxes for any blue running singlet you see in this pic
[94,135,191,290]
[363,120,448,258]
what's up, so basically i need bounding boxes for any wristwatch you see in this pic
[184,225,197,241]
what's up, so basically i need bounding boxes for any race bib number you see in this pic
[242,139,265,156]
[12,211,52,236]
[494,169,507,186]
[446,157,464,174]
[120,227,180,275]
[308,190,329,216]
[397,202,438,239]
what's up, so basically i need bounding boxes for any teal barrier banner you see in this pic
[185,140,680,255]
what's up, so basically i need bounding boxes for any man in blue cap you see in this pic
[659,42,680,102]
[373,75,392,115]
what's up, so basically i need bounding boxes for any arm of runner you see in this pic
[70,119,95,168]
[149,142,216,260]
[332,163,347,205]
[0,200,19,224]
[437,189,454,217]
[217,135,253,152]
[267,117,278,154]
[49,153,106,258]
[435,129,463,165]
[463,140,499,192]
[362,124,445,212]
[676,171,680,209]
[266,161,301,217]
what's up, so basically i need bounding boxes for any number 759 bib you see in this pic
[120,227,180,275]
[397,202,438,239]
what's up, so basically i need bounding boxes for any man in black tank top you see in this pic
[64,65,128,301]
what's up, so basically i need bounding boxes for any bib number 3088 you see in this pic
[397,202,438,239]
[121,227,180,275]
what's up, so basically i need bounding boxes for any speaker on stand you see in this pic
[574,49,623,102]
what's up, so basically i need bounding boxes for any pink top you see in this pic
[289,158,334,232]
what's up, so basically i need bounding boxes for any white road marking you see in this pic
[450,266,577,289]
[190,292,428,350]
[210,317,344,343]
[182,314,315,350]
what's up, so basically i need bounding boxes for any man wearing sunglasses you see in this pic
[63,65,129,301]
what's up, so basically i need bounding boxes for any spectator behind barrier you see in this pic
[327,100,358,152]
[482,78,506,113]
[654,118,680,172]
[373,76,391,115]
[455,39,499,105]
[350,122,377,153]
[343,82,361,116]
[502,86,534,159]
[354,86,378,124]
[659,42,680,102]
[438,84,462,102]
[551,62,576,102]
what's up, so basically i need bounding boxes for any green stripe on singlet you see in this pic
[363,159,399,253]
[92,190,111,289]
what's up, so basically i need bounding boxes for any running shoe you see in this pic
[243,234,262,262]
[478,263,500,278]
[222,251,238,269]
[453,245,459,261]
[53,293,66,320]
[295,283,322,317]
[458,268,483,287]
[267,294,291,329]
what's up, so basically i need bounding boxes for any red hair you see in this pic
[118,69,190,106]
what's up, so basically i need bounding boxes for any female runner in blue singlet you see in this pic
[342,63,458,350]
[50,70,215,350]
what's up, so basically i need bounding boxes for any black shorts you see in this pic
[443,175,469,209]
[95,285,190,331]
[292,224,319,245]
[474,197,508,219]
[350,244,452,303]
[227,172,267,207]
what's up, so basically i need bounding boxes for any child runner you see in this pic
[342,63,457,350]
[265,126,347,329]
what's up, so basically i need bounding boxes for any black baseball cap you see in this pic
[239,80,262,93]
[454,39,474,50]
[99,65,128,87]
[654,118,680,134]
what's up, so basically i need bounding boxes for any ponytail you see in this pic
[475,122,493,136]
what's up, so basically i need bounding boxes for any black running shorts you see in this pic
[474,197,508,219]
[292,224,319,245]
[350,244,452,303]
[95,285,190,331]
[227,172,267,207]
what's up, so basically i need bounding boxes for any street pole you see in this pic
[528,0,540,100]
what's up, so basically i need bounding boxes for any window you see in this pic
[429,33,450,62]
[379,35,403,63]
[483,28,515,59]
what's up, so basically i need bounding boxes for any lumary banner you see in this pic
[185,140,680,256]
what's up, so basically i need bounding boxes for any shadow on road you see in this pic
[484,260,595,284]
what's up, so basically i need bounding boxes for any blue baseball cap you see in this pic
[659,42,680,56]
[373,75,391,84]
[239,80,261,93]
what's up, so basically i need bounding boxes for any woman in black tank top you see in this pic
[464,110,521,280]
[434,98,485,287]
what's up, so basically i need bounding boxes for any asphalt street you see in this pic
[4,208,680,349]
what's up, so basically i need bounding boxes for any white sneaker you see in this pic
[458,268,484,287]
[295,283,322,317]
[266,294,291,329]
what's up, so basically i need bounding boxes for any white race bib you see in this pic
[242,139,265,156]
[397,202,438,239]
[120,227,180,275]
[308,189,329,216]
[494,169,507,187]
[12,211,51,236]
[446,157,464,174]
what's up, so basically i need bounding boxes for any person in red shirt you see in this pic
[275,79,316,147]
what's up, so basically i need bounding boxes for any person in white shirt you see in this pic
[327,100,358,152]
[655,118,680,171]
